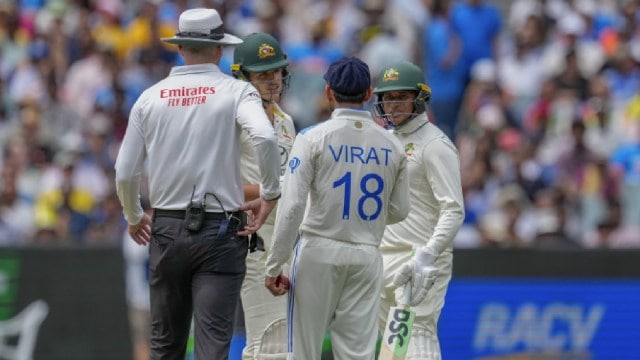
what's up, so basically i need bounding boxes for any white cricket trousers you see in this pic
[288,235,383,360]
[241,223,289,359]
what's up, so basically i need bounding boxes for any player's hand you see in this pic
[238,197,278,236]
[265,273,290,296]
[128,213,152,245]
[392,248,438,306]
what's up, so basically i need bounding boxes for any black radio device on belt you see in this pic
[185,185,205,232]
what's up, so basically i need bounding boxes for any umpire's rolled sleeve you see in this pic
[254,131,280,200]
[115,103,146,225]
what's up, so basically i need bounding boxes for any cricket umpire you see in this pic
[114,8,281,360]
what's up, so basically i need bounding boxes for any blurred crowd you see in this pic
[0,0,639,249]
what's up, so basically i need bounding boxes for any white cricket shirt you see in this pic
[380,114,465,255]
[265,108,410,277]
[115,63,280,224]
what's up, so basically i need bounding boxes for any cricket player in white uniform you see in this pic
[232,32,296,360]
[373,61,465,360]
[265,57,410,360]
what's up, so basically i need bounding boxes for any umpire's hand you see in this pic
[238,197,278,236]
[128,213,152,245]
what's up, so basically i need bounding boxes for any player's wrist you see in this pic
[414,247,437,267]
[128,213,143,227]
[265,266,282,278]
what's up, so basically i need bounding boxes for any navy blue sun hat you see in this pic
[323,56,371,95]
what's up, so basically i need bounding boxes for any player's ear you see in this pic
[325,85,334,103]
[214,45,223,57]
[363,87,373,102]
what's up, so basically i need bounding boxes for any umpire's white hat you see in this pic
[161,8,243,46]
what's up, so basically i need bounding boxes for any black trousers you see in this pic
[149,210,247,360]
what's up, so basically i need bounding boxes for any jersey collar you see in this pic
[394,113,429,135]
[331,107,371,120]
[169,63,221,76]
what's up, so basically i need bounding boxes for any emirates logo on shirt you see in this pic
[160,86,216,107]
[160,86,216,98]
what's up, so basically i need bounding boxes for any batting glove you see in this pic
[393,247,438,307]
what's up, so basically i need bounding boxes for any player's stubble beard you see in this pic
[254,77,282,104]
[259,85,282,125]
[389,111,412,128]
[262,86,281,103]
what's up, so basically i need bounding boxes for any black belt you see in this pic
[153,209,242,220]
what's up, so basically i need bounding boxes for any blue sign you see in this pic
[439,278,640,359]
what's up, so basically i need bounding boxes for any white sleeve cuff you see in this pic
[260,184,281,201]
[415,247,437,266]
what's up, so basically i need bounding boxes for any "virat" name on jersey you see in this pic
[329,144,393,166]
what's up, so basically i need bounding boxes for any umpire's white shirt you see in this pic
[266,108,410,277]
[115,63,280,224]
[380,114,465,255]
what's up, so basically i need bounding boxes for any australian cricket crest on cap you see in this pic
[383,68,399,82]
[258,43,276,59]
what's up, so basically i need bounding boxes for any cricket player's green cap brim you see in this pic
[243,59,289,72]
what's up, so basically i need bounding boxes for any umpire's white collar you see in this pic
[169,63,222,76]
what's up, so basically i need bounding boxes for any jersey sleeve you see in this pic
[421,138,465,255]
[236,83,281,200]
[387,153,410,224]
[265,134,315,277]
[114,97,147,225]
